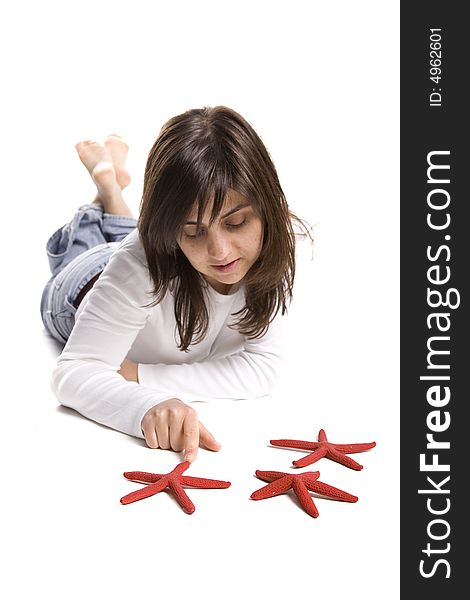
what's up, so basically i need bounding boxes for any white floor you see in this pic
[1,2,399,598]
[1,243,400,600]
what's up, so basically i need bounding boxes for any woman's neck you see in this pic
[203,275,233,295]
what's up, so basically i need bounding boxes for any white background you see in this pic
[0,1,399,598]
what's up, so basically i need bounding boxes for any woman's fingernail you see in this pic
[185,453,194,462]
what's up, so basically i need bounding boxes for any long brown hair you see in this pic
[138,105,311,351]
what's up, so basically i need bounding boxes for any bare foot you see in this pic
[104,134,131,190]
[75,140,133,217]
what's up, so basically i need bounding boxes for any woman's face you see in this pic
[177,190,263,294]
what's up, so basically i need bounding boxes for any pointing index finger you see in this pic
[183,410,199,463]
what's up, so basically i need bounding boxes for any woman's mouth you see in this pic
[211,259,240,273]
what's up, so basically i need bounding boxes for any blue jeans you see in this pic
[40,203,137,343]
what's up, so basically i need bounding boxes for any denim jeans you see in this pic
[40,203,137,343]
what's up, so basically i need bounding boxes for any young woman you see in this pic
[42,106,310,463]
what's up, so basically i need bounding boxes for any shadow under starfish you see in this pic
[270,427,376,469]
[120,461,231,514]
[250,470,358,518]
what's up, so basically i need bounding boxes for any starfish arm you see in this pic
[292,446,327,468]
[172,462,191,477]
[295,471,321,484]
[333,441,376,454]
[180,476,231,489]
[270,439,318,450]
[120,477,169,505]
[254,470,289,482]
[304,480,358,503]
[250,476,293,500]
[326,447,364,470]
[168,478,195,513]
[318,429,328,443]
[291,478,319,518]
[123,471,162,484]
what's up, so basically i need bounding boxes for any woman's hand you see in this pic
[118,358,139,382]
[141,398,221,463]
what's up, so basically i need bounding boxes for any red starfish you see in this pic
[120,461,231,514]
[270,428,376,470]
[250,470,358,518]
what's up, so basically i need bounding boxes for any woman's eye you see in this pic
[226,219,246,229]
[183,218,246,239]
[184,228,205,239]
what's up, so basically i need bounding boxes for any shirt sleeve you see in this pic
[137,309,287,401]
[50,248,178,439]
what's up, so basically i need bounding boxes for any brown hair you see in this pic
[138,105,311,351]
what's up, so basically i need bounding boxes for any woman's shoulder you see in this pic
[100,228,152,293]
[114,228,148,268]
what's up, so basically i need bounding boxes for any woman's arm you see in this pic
[136,310,286,400]
[51,247,180,438]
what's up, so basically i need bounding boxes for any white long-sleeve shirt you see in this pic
[51,229,286,438]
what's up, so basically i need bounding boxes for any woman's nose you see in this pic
[207,231,230,260]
